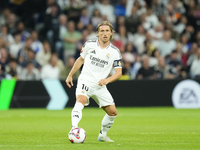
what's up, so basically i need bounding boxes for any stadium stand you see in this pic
[0,0,200,80]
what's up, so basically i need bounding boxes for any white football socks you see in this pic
[100,114,116,136]
[71,102,84,129]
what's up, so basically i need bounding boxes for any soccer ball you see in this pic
[68,127,87,143]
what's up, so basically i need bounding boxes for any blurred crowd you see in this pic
[0,0,200,80]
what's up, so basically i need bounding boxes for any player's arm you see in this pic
[98,68,122,86]
[65,56,84,88]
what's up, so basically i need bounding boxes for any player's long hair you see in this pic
[96,21,115,40]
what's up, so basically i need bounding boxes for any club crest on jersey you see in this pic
[90,50,96,54]
[106,53,110,59]
[81,90,85,94]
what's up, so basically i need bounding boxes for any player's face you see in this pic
[97,25,112,43]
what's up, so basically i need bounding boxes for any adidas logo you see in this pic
[90,50,96,54]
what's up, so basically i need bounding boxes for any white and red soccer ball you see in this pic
[68,127,87,143]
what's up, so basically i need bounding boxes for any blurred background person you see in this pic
[19,61,40,80]
[61,56,80,80]
[9,32,24,59]
[40,53,60,79]
[5,58,21,80]
[63,21,82,62]
[19,48,40,69]
[157,30,176,57]
[36,41,51,67]
[119,67,130,80]
[190,47,200,79]
[137,55,157,80]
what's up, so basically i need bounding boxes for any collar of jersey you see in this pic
[97,40,111,49]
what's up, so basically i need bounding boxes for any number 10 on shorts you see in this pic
[82,84,89,91]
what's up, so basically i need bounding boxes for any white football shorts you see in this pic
[75,79,115,108]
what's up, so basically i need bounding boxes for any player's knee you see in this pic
[76,95,87,106]
[108,109,118,116]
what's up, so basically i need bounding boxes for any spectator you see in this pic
[95,0,115,24]
[0,8,11,26]
[132,25,146,54]
[79,7,90,28]
[183,25,195,43]
[45,3,60,49]
[156,56,175,79]
[132,55,142,77]
[74,29,88,59]
[187,43,198,68]
[6,13,17,35]
[125,6,140,33]
[123,61,135,79]
[180,34,191,54]
[5,58,21,79]
[91,9,103,28]
[15,21,30,42]
[190,47,200,79]
[115,25,133,45]
[55,14,68,60]
[133,0,146,16]
[166,50,182,78]
[173,15,187,34]
[145,7,159,28]
[137,55,157,79]
[30,30,44,53]
[9,32,24,59]
[85,0,95,18]
[41,54,60,79]
[35,41,51,67]
[63,21,82,61]
[119,67,130,80]
[57,14,68,40]
[61,56,80,80]
[148,23,164,47]
[165,3,181,24]
[64,0,81,23]
[19,48,40,69]
[157,30,176,57]
[0,25,14,47]
[18,37,33,63]
[151,0,164,16]
[0,37,7,49]
[114,0,127,17]
[19,61,40,80]
[0,48,9,69]
[149,49,160,67]
[122,42,136,64]
[51,53,65,80]
[0,64,12,80]
[86,23,97,40]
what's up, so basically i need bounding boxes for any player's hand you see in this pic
[98,79,108,86]
[65,76,73,88]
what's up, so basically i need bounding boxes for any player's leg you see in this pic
[71,95,87,129]
[98,105,117,142]
[95,86,117,142]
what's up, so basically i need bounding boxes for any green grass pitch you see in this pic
[0,107,200,150]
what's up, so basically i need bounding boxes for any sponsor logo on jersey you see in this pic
[81,49,83,53]
[90,55,109,68]
[106,53,110,59]
[90,50,96,54]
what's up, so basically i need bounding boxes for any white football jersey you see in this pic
[79,39,122,85]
